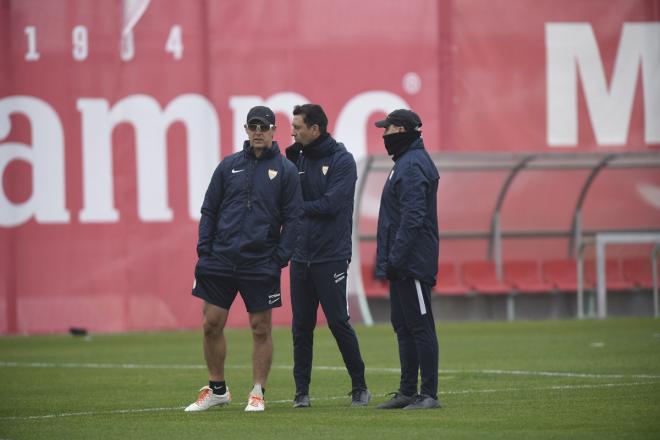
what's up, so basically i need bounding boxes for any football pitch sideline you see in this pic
[1,318,659,439]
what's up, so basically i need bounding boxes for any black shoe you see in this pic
[402,394,442,410]
[349,388,371,406]
[376,391,416,409]
[293,392,311,408]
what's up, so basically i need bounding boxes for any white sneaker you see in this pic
[244,394,265,412]
[184,386,231,412]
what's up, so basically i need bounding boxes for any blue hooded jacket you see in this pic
[195,141,303,279]
[376,137,439,286]
[286,134,357,264]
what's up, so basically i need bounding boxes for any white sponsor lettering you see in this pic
[546,22,660,146]
[0,96,69,226]
[77,94,219,222]
[0,90,411,227]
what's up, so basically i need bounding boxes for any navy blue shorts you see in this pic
[192,274,281,313]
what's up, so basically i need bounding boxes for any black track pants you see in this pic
[389,277,439,398]
[291,260,367,394]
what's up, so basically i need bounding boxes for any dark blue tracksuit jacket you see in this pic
[195,141,303,279]
[290,135,357,264]
[376,138,439,286]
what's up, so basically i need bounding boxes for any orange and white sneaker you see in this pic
[184,386,231,412]
[244,394,265,412]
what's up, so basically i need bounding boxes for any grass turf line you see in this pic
[0,318,659,439]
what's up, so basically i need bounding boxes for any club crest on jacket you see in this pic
[268,169,278,180]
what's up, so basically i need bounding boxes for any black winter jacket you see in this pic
[376,138,439,286]
[286,134,357,264]
[196,141,303,279]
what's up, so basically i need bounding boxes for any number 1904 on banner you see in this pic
[23,25,183,62]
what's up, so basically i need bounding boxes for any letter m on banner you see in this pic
[546,23,660,147]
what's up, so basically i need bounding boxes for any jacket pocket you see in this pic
[375,223,390,274]
[267,222,281,245]
[386,226,395,260]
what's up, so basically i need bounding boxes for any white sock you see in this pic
[251,383,263,397]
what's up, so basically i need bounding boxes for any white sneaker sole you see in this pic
[184,400,230,412]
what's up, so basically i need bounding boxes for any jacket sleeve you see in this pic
[303,153,357,217]
[272,160,303,267]
[196,163,224,257]
[388,160,429,268]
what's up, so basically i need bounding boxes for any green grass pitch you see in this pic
[1,318,659,439]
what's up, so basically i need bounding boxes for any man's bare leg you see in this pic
[203,302,229,381]
[249,308,273,389]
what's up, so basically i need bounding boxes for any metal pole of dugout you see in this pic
[351,156,375,326]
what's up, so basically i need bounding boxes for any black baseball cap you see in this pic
[374,109,422,130]
[246,106,276,126]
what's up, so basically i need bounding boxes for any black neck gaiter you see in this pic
[302,133,330,159]
[383,131,420,159]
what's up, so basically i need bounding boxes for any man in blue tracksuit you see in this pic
[185,106,302,413]
[374,109,441,410]
[285,104,370,407]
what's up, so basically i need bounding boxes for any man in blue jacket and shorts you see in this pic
[285,104,370,408]
[185,106,302,412]
[374,109,441,410]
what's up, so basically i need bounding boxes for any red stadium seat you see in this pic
[435,262,470,296]
[584,259,634,291]
[503,260,554,293]
[541,259,593,292]
[622,257,659,288]
[461,260,511,294]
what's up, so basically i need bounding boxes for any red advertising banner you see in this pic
[1,0,658,333]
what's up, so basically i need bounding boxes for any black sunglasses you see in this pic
[245,123,274,132]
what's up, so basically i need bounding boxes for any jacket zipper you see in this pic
[246,157,257,211]
[302,155,313,266]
